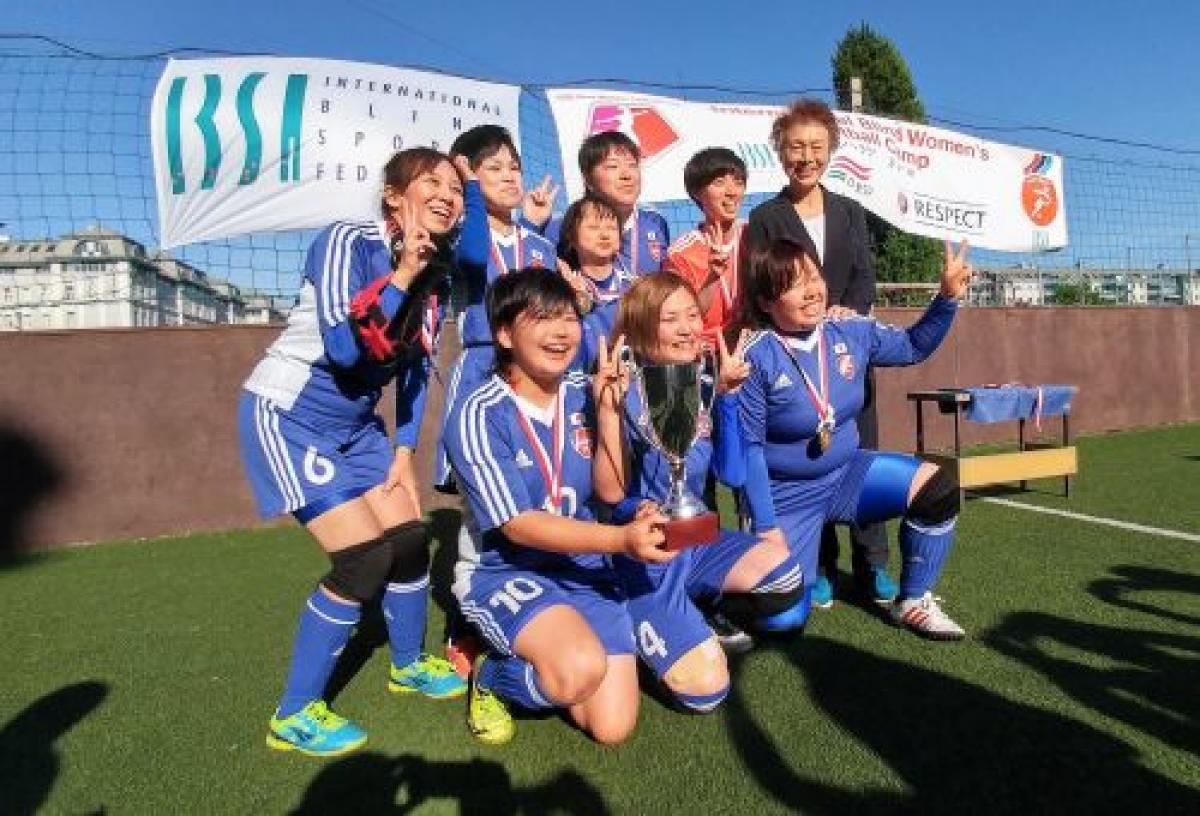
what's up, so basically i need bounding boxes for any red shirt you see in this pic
[666,221,743,342]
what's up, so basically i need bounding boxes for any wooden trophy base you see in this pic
[663,512,720,551]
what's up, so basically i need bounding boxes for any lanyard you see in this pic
[489,227,522,276]
[775,327,833,429]
[512,386,566,513]
[617,208,639,276]
[711,221,741,310]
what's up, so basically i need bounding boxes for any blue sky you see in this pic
[3,1,1199,289]
[9,0,1199,152]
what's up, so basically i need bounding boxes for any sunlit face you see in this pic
[475,145,523,215]
[780,121,832,193]
[383,160,464,236]
[496,305,582,384]
[760,254,827,332]
[696,172,746,226]
[649,287,704,364]
[572,205,621,268]
[586,148,641,212]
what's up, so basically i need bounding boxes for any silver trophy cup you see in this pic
[627,353,720,548]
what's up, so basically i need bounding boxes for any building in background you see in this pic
[968,266,1200,307]
[0,225,287,331]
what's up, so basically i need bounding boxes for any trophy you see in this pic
[626,353,720,550]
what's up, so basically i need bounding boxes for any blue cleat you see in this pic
[388,653,469,699]
[858,566,898,606]
[811,572,835,609]
[266,700,367,757]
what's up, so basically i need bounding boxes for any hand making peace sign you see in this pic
[390,198,437,290]
[940,240,974,300]
[592,333,629,412]
[522,175,560,228]
[715,328,752,395]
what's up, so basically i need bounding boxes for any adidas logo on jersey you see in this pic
[515,450,534,468]
[773,373,794,390]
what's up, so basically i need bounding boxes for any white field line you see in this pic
[979,497,1200,543]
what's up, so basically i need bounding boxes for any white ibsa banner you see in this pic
[152,57,521,248]
[545,88,1067,252]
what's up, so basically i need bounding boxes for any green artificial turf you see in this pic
[1,425,1197,814]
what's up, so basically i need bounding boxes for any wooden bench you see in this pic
[906,388,1077,497]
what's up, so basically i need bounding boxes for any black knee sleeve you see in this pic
[717,584,806,630]
[385,520,430,583]
[322,534,393,603]
[907,467,960,526]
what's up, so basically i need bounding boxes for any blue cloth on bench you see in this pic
[963,385,1077,424]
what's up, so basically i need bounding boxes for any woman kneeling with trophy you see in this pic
[593,273,809,714]
[445,267,676,746]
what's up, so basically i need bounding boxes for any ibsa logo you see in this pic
[1021,153,1059,227]
[825,155,874,195]
[587,104,679,161]
[163,72,309,194]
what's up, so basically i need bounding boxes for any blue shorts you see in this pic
[238,391,392,520]
[771,450,921,586]
[455,563,635,658]
[615,530,758,679]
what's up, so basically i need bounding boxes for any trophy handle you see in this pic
[699,346,718,418]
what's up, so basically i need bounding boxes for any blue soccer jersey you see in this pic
[459,225,558,348]
[445,371,609,574]
[542,206,670,275]
[243,220,441,447]
[739,295,958,484]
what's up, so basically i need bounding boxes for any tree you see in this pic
[831,24,942,284]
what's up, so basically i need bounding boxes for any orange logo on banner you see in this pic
[1021,175,1058,226]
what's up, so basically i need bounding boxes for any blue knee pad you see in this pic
[674,685,729,714]
[757,584,811,632]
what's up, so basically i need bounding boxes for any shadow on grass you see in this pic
[983,564,1200,758]
[289,752,610,815]
[0,423,65,571]
[0,681,108,816]
[724,636,1195,814]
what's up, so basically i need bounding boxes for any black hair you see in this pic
[683,147,748,205]
[556,194,621,269]
[487,267,582,374]
[578,131,640,181]
[449,124,520,170]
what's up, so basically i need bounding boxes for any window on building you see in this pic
[65,310,77,328]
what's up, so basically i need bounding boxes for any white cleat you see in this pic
[890,592,966,641]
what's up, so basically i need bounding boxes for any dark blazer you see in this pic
[742,186,876,314]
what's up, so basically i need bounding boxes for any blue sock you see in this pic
[753,553,809,632]
[675,685,730,713]
[477,654,553,711]
[382,574,430,668]
[278,589,360,718]
[898,517,956,599]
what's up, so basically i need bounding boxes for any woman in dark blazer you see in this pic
[741,98,896,610]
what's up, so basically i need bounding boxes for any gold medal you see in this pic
[817,426,832,453]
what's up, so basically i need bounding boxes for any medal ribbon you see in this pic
[776,327,833,431]
[616,208,639,276]
[512,386,566,513]
[711,221,741,310]
[488,227,522,276]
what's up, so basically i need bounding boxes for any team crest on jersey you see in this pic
[838,354,856,380]
[570,411,585,427]
[773,373,794,391]
[833,342,848,354]
[573,427,593,458]
[529,249,546,268]
[648,237,663,262]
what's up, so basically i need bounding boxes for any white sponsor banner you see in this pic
[152,57,521,248]
[545,88,1066,252]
